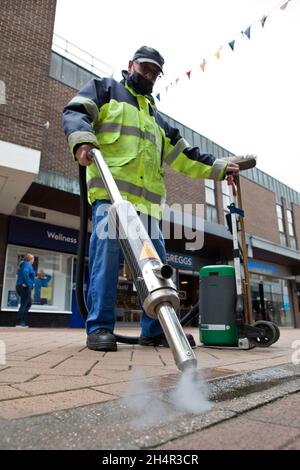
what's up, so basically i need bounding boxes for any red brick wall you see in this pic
[238,176,280,243]
[165,166,205,210]
[42,79,77,177]
[0,0,57,151]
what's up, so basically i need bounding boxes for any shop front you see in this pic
[166,251,200,325]
[110,251,202,326]
[248,259,295,327]
[1,217,204,328]
[1,216,79,326]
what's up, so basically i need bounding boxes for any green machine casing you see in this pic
[199,265,239,346]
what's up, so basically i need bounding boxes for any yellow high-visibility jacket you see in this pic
[62,72,227,219]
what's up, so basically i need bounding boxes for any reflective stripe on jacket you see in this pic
[62,76,227,218]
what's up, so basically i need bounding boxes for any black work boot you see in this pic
[138,332,196,348]
[87,328,117,351]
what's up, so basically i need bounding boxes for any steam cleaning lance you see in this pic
[88,148,197,373]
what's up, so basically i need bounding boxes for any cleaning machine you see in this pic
[199,174,280,349]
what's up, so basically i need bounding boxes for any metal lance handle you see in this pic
[88,148,123,204]
[88,148,197,372]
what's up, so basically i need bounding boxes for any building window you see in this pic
[222,180,231,224]
[205,180,218,223]
[287,209,297,250]
[2,245,73,313]
[250,273,293,327]
[276,204,287,247]
[50,52,96,91]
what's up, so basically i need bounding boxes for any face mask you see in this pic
[128,71,153,95]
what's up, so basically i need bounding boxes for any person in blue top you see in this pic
[33,270,52,304]
[15,253,35,327]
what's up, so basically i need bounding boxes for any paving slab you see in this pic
[0,326,299,428]
[155,416,300,450]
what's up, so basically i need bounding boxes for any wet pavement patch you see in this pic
[0,363,299,450]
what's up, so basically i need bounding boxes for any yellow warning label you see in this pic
[139,241,159,260]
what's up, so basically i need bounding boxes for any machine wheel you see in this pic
[271,322,280,343]
[252,320,277,347]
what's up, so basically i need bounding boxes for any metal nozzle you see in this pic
[152,264,173,280]
[156,302,197,372]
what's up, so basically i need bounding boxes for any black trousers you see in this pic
[16,285,32,325]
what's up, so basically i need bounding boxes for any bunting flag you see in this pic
[243,26,251,39]
[261,15,268,28]
[214,48,222,60]
[155,0,293,102]
[200,59,207,72]
[280,1,290,10]
[228,39,235,51]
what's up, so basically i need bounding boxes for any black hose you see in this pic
[76,165,198,344]
[76,165,89,321]
[180,303,199,326]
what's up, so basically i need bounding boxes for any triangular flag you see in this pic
[155,93,160,101]
[280,1,289,10]
[243,26,251,39]
[200,59,207,72]
[214,48,221,60]
[228,40,235,51]
[186,70,192,79]
[261,15,268,28]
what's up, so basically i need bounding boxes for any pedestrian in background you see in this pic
[15,253,35,327]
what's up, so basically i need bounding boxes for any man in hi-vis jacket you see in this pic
[62,46,241,352]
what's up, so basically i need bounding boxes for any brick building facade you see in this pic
[1,0,300,329]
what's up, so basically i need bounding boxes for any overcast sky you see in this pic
[54,0,300,192]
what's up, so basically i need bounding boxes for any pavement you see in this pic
[0,325,300,450]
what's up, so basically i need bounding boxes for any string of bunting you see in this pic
[155,0,292,102]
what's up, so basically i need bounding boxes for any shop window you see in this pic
[276,204,287,247]
[206,205,218,224]
[250,273,293,327]
[290,237,297,250]
[114,262,140,322]
[2,245,73,313]
[205,180,215,206]
[287,209,297,250]
[205,180,218,223]
[178,273,199,325]
[222,180,231,225]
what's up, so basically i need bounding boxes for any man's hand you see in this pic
[75,143,95,166]
[224,161,240,175]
